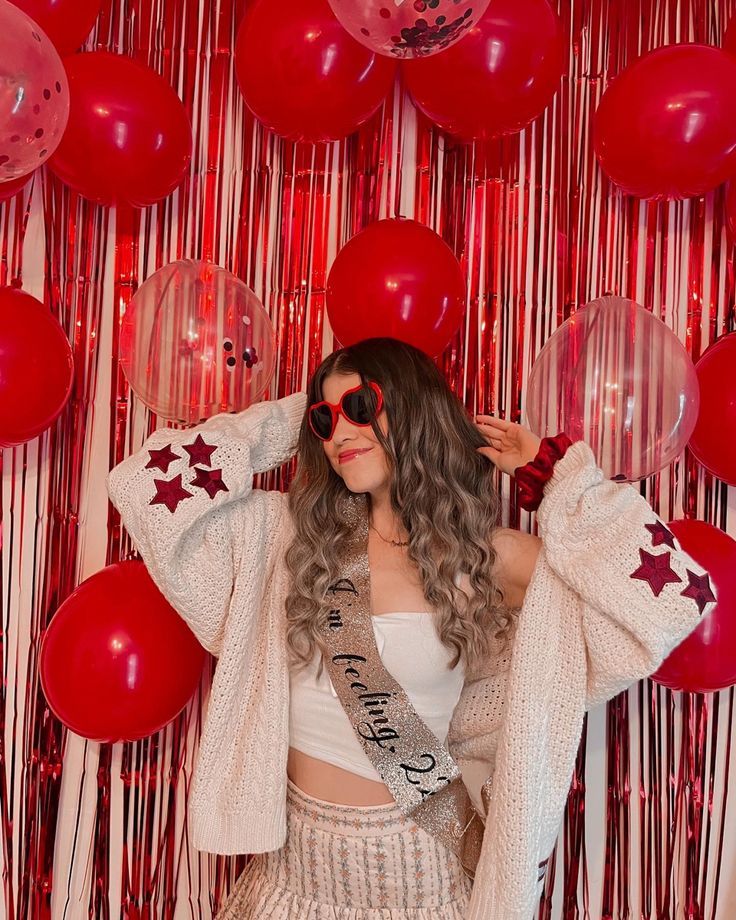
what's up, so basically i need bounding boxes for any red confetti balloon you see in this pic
[525,296,699,481]
[0,0,70,182]
[593,44,736,199]
[326,218,465,356]
[687,333,736,485]
[48,52,192,207]
[402,0,564,140]
[234,0,396,142]
[651,521,736,693]
[0,286,73,447]
[40,561,206,741]
[326,0,490,59]
[120,260,277,424]
[9,0,102,56]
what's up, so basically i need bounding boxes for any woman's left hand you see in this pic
[475,414,542,477]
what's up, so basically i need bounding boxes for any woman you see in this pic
[107,337,714,919]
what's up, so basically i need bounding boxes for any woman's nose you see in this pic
[332,411,357,443]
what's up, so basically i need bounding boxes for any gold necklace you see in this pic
[369,521,409,548]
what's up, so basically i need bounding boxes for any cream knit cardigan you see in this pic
[107,392,716,920]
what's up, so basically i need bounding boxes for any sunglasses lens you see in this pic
[343,385,379,425]
[309,404,334,440]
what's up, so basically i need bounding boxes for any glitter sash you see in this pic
[320,495,485,879]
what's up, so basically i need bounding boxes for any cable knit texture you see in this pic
[106,394,717,919]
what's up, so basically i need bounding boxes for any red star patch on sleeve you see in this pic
[149,474,194,513]
[644,520,677,549]
[680,569,716,615]
[145,444,181,473]
[182,434,217,467]
[630,548,682,596]
[190,467,229,499]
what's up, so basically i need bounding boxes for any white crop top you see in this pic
[288,612,466,782]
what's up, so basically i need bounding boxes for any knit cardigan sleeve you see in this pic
[464,440,718,920]
[535,439,718,710]
[106,392,307,657]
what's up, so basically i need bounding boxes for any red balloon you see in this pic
[651,521,736,693]
[725,181,736,245]
[48,52,192,207]
[402,0,564,140]
[234,0,396,142]
[0,286,73,446]
[687,333,736,485]
[723,16,736,57]
[0,172,33,202]
[9,0,102,56]
[593,44,736,199]
[326,218,465,356]
[40,561,206,741]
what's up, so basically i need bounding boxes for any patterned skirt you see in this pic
[215,778,472,919]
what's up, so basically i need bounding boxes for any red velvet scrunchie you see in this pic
[514,433,573,512]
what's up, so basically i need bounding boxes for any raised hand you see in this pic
[474,414,542,477]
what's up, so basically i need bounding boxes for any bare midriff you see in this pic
[287,747,395,805]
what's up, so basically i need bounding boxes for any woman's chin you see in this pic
[342,478,371,495]
[340,473,386,496]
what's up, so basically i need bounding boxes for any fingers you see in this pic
[479,431,503,448]
[475,420,507,445]
[476,445,499,463]
[475,414,513,429]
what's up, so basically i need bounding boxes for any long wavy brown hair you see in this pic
[284,337,516,675]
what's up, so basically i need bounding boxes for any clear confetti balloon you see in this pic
[0,0,69,182]
[120,260,277,424]
[525,296,700,481]
[327,0,491,58]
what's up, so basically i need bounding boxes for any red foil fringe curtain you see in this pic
[1,0,735,917]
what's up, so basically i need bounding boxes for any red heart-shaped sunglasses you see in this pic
[308,381,383,441]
